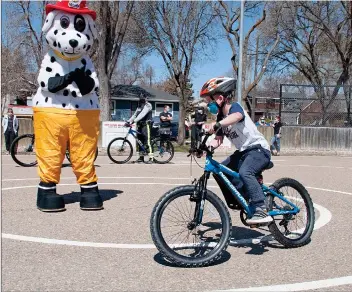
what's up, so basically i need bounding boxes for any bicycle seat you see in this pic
[264,161,274,170]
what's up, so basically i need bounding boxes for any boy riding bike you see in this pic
[200,77,273,225]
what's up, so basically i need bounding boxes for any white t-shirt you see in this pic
[221,103,270,152]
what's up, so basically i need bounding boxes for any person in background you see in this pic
[2,108,19,154]
[258,115,266,126]
[191,106,207,150]
[159,105,173,128]
[126,93,154,163]
[271,116,282,156]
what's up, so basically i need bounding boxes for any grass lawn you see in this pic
[172,141,191,152]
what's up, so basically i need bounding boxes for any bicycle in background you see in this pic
[107,123,174,164]
[10,134,98,167]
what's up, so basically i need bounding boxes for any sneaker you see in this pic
[246,207,273,225]
[145,158,156,164]
[135,157,144,163]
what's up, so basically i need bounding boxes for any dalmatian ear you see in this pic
[42,11,59,33]
[86,15,98,39]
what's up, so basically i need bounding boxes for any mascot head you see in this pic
[43,0,97,58]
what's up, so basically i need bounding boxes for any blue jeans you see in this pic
[218,146,271,208]
[271,135,281,152]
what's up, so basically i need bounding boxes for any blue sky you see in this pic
[1,1,258,98]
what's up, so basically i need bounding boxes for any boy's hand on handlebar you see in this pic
[210,138,220,149]
[208,122,221,134]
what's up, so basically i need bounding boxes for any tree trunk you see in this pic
[97,68,111,122]
[177,99,186,145]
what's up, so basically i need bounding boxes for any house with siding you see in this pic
[110,84,179,121]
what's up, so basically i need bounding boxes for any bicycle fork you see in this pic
[188,172,210,230]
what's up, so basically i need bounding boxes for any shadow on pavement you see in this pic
[63,189,123,204]
[229,226,271,255]
[153,250,231,268]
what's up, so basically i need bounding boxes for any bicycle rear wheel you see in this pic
[268,178,315,247]
[151,138,174,164]
[150,186,231,267]
[107,138,133,164]
[10,134,37,167]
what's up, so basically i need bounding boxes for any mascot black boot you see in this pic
[37,182,65,212]
[80,182,103,210]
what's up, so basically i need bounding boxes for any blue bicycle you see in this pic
[107,123,174,164]
[150,133,314,267]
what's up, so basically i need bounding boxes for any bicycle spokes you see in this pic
[160,194,223,258]
[270,187,310,240]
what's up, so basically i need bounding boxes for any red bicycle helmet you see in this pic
[200,77,236,97]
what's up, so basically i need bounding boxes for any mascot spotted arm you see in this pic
[33,0,102,212]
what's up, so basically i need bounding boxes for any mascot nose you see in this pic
[69,39,79,48]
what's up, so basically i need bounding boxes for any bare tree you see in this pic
[143,65,155,87]
[267,1,352,125]
[1,46,32,114]
[2,1,50,97]
[132,1,216,145]
[112,55,143,85]
[215,0,280,114]
[92,1,135,121]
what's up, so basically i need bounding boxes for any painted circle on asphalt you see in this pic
[3,178,352,291]
[2,180,332,248]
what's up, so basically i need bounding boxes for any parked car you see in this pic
[152,116,189,141]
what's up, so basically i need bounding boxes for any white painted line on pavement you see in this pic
[3,179,352,197]
[1,183,331,248]
[220,275,352,291]
[2,233,277,249]
[2,177,209,182]
[305,187,352,196]
[274,164,352,170]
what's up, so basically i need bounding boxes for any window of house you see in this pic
[131,101,138,112]
[111,100,117,115]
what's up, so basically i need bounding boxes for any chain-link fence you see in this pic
[279,84,352,127]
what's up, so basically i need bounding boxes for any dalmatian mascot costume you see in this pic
[33,0,102,212]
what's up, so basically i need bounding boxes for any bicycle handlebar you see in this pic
[188,132,216,158]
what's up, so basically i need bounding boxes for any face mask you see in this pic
[207,102,219,115]
[197,110,203,114]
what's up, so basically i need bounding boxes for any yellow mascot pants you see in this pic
[33,107,100,185]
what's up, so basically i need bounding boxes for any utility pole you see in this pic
[237,0,245,106]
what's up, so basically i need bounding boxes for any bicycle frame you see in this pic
[124,127,147,152]
[201,154,300,218]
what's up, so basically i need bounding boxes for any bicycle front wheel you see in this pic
[151,138,174,164]
[10,134,37,167]
[150,186,231,267]
[107,138,133,164]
